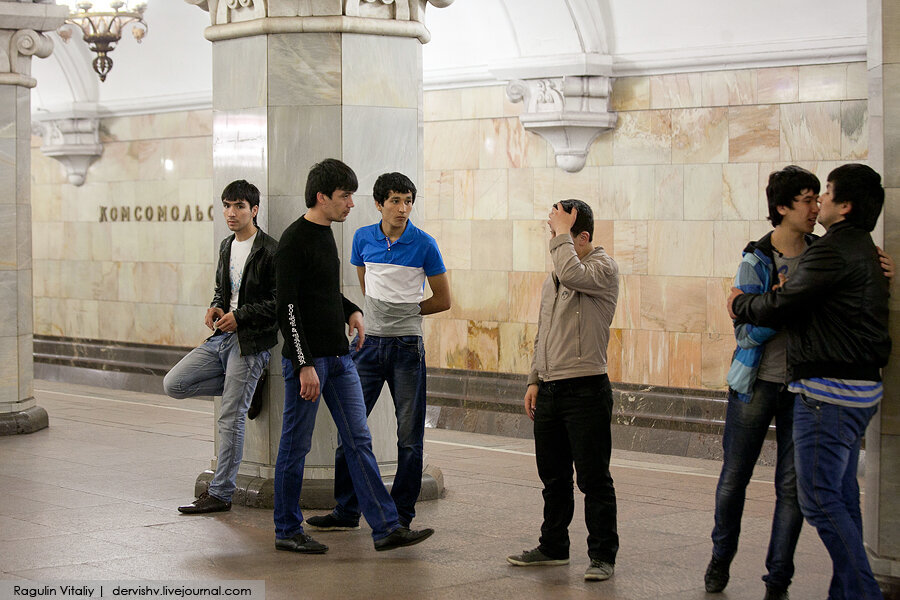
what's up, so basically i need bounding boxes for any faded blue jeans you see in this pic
[273,355,401,541]
[163,332,269,503]
[330,335,427,527]
[711,382,803,591]
[794,394,882,600]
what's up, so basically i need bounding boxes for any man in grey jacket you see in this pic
[507,199,620,582]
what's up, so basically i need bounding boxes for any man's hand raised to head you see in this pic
[548,203,577,239]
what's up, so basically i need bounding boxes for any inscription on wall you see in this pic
[99,205,215,222]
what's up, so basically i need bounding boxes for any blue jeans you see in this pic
[533,375,618,563]
[163,332,270,502]
[273,355,400,541]
[793,394,882,600]
[711,382,803,590]
[330,335,426,526]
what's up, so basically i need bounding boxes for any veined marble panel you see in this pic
[707,277,735,335]
[457,86,507,120]
[438,318,469,370]
[650,73,702,109]
[342,34,418,109]
[0,271,16,337]
[213,108,268,204]
[648,221,715,277]
[780,102,842,161]
[479,118,547,170]
[178,263,214,306]
[473,169,508,220]
[0,138,14,201]
[606,328,622,382]
[16,205,30,270]
[757,67,799,104]
[597,165,654,220]
[846,62,868,100]
[467,321,499,371]
[18,333,32,401]
[268,33,341,107]
[450,271,508,322]
[17,269,31,337]
[684,164,723,221]
[799,64,847,102]
[424,120,480,171]
[471,221,511,271]
[612,110,672,165]
[612,220,648,276]
[134,302,175,346]
[508,271,545,324]
[93,261,118,302]
[0,335,17,404]
[668,332,702,389]
[722,163,759,221]
[585,131,613,167]
[173,304,211,348]
[499,322,537,375]
[611,273,640,330]
[424,89,462,122]
[213,36,267,111]
[654,164,684,221]
[0,86,14,139]
[841,100,869,160]
[423,170,441,220]
[0,205,15,270]
[611,77,650,111]
[439,220,471,270]
[508,168,534,220]
[163,137,213,181]
[553,167,599,210]
[343,106,418,194]
[701,333,731,389]
[672,108,728,164]
[640,276,707,333]
[622,329,668,386]
[422,318,440,368]
[728,105,780,162]
[452,170,475,220]
[512,220,548,273]
[701,70,757,106]
[714,221,750,278]
[267,105,341,197]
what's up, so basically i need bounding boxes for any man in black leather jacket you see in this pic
[164,179,278,515]
[728,164,890,600]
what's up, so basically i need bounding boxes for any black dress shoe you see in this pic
[248,370,267,420]
[177,491,231,514]
[374,526,434,552]
[275,533,328,554]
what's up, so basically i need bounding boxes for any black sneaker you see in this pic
[763,585,789,600]
[704,555,731,593]
[305,513,360,531]
[374,526,434,551]
[275,532,328,554]
[177,491,231,514]
[506,547,569,566]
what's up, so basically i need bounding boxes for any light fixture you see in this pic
[58,0,148,82]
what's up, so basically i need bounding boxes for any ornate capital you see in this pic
[0,0,68,87]
[494,54,616,173]
[33,111,103,186]
[187,0,454,43]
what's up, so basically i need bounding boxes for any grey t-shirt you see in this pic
[757,252,803,383]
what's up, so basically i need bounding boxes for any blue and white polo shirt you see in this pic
[350,221,446,337]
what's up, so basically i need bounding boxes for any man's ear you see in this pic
[838,200,852,217]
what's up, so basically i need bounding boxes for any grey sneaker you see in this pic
[305,513,360,531]
[506,547,569,567]
[584,559,615,581]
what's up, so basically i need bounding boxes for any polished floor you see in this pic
[0,381,835,599]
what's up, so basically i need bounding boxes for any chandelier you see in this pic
[58,0,148,82]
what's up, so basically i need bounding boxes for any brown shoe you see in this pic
[178,491,231,514]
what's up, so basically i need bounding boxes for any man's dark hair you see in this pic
[304,158,359,208]
[373,172,417,206]
[221,179,260,225]
[827,163,885,232]
[556,199,594,241]
[765,165,820,226]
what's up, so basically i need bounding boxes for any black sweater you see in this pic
[275,215,361,371]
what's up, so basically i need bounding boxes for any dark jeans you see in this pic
[793,394,882,600]
[331,335,426,527]
[533,374,618,563]
[273,356,400,541]
[711,382,803,590]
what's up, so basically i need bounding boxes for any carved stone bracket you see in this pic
[33,112,103,186]
[493,55,617,173]
[0,1,67,88]
[187,0,454,43]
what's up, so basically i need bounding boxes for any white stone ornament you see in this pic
[33,114,103,186]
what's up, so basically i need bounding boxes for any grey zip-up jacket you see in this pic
[528,233,619,386]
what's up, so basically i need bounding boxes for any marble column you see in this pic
[189,0,452,508]
[865,0,900,596]
[0,1,67,436]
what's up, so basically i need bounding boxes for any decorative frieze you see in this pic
[32,114,103,186]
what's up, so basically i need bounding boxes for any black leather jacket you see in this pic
[732,220,891,382]
[211,229,278,356]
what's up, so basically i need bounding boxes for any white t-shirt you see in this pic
[229,232,257,313]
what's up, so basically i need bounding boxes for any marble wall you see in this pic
[30,62,868,391]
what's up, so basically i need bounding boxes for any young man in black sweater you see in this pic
[272,159,434,554]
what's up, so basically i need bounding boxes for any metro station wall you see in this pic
[30,62,869,389]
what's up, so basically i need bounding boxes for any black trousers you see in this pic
[534,374,618,563]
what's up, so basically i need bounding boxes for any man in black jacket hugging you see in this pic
[167,180,277,515]
[729,164,891,600]
[272,159,434,555]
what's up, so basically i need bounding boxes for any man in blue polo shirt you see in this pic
[307,172,451,530]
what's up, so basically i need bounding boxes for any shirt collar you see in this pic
[374,220,417,245]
